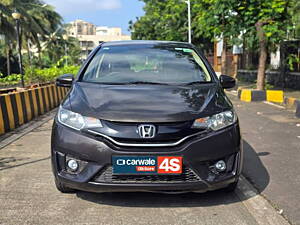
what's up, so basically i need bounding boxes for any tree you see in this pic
[290,0,300,39]
[21,3,62,66]
[0,0,63,74]
[130,1,187,40]
[0,2,17,75]
[130,0,295,89]
[130,0,243,71]
[42,33,81,67]
[194,0,243,74]
[239,0,291,90]
[129,0,213,52]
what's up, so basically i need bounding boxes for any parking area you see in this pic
[0,120,259,225]
[1,94,299,225]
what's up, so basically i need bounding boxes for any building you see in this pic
[67,20,131,60]
[68,20,96,36]
[96,26,122,36]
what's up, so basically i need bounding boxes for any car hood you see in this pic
[66,82,230,123]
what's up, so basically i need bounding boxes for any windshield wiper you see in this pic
[124,81,168,85]
[184,81,212,85]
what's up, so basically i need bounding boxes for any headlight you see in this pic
[58,107,102,130]
[192,110,236,131]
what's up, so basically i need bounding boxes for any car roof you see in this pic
[101,40,194,48]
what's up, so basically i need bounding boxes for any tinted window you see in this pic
[82,45,212,84]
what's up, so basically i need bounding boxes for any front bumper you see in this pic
[51,121,243,193]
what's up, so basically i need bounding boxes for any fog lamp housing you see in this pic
[67,159,79,172]
[215,160,226,172]
[65,155,88,174]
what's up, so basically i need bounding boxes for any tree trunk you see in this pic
[6,46,11,75]
[221,38,227,75]
[26,40,32,67]
[232,54,239,78]
[256,21,268,90]
[37,47,42,65]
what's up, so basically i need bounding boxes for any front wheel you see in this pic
[54,176,75,193]
[224,180,238,192]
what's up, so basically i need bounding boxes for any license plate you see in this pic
[112,156,182,175]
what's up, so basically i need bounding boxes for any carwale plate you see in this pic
[112,156,182,175]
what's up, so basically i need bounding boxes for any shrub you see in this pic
[0,73,25,85]
[0,65,80,86]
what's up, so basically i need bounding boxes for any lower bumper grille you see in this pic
[92,166,201,184]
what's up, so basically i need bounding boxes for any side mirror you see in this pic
[220,75,236,89]
[56,74,74,87]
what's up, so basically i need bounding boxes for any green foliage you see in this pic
[130,0,248,46]
[20,35,82,71]
[0,0,82,75]
[237,80,275,90]
[287,54,300,71]
[241,0,290,50]
[0,73,24,85]
[195,0,243,44]
[265,83,275,90]
[0,0,62,47]
[131,0,295,52]
[0,65,80,85]
[41,35,82,67]
[130,0,187,41]
[290,0,300,38]
[26,65,80,84]
[129,0,213,50]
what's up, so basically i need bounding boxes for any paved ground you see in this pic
[0,120,261,225]
[229,94,300,225]
[0,95,298,225]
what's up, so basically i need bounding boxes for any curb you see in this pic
[238,89,284,103]
[0,109,56,150]
[284,97,297,108]
[236,176,291,225]
[295,100,300,118]
[0,84,68,135]
[284,97,300,117]
[237,88,299,118]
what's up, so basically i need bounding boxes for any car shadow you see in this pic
[77,189,240,208]
[76,139,270,207]
[242,140,270,193]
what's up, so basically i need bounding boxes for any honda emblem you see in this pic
[138,125,156,138]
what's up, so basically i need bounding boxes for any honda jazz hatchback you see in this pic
[51,40,242,194]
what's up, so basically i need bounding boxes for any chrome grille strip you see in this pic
[86,129,205,147]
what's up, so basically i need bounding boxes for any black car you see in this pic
[51,40,243,194]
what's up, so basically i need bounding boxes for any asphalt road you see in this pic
[229,95,300,225]
[0,120,261,225]
[0,95,298,225]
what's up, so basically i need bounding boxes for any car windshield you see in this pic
[81,44,212,85]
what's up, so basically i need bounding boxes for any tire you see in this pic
[54,176,75,193]
[224,180,238,192]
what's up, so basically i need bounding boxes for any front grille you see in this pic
[92,166,201,184]
[112,137,183,144]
